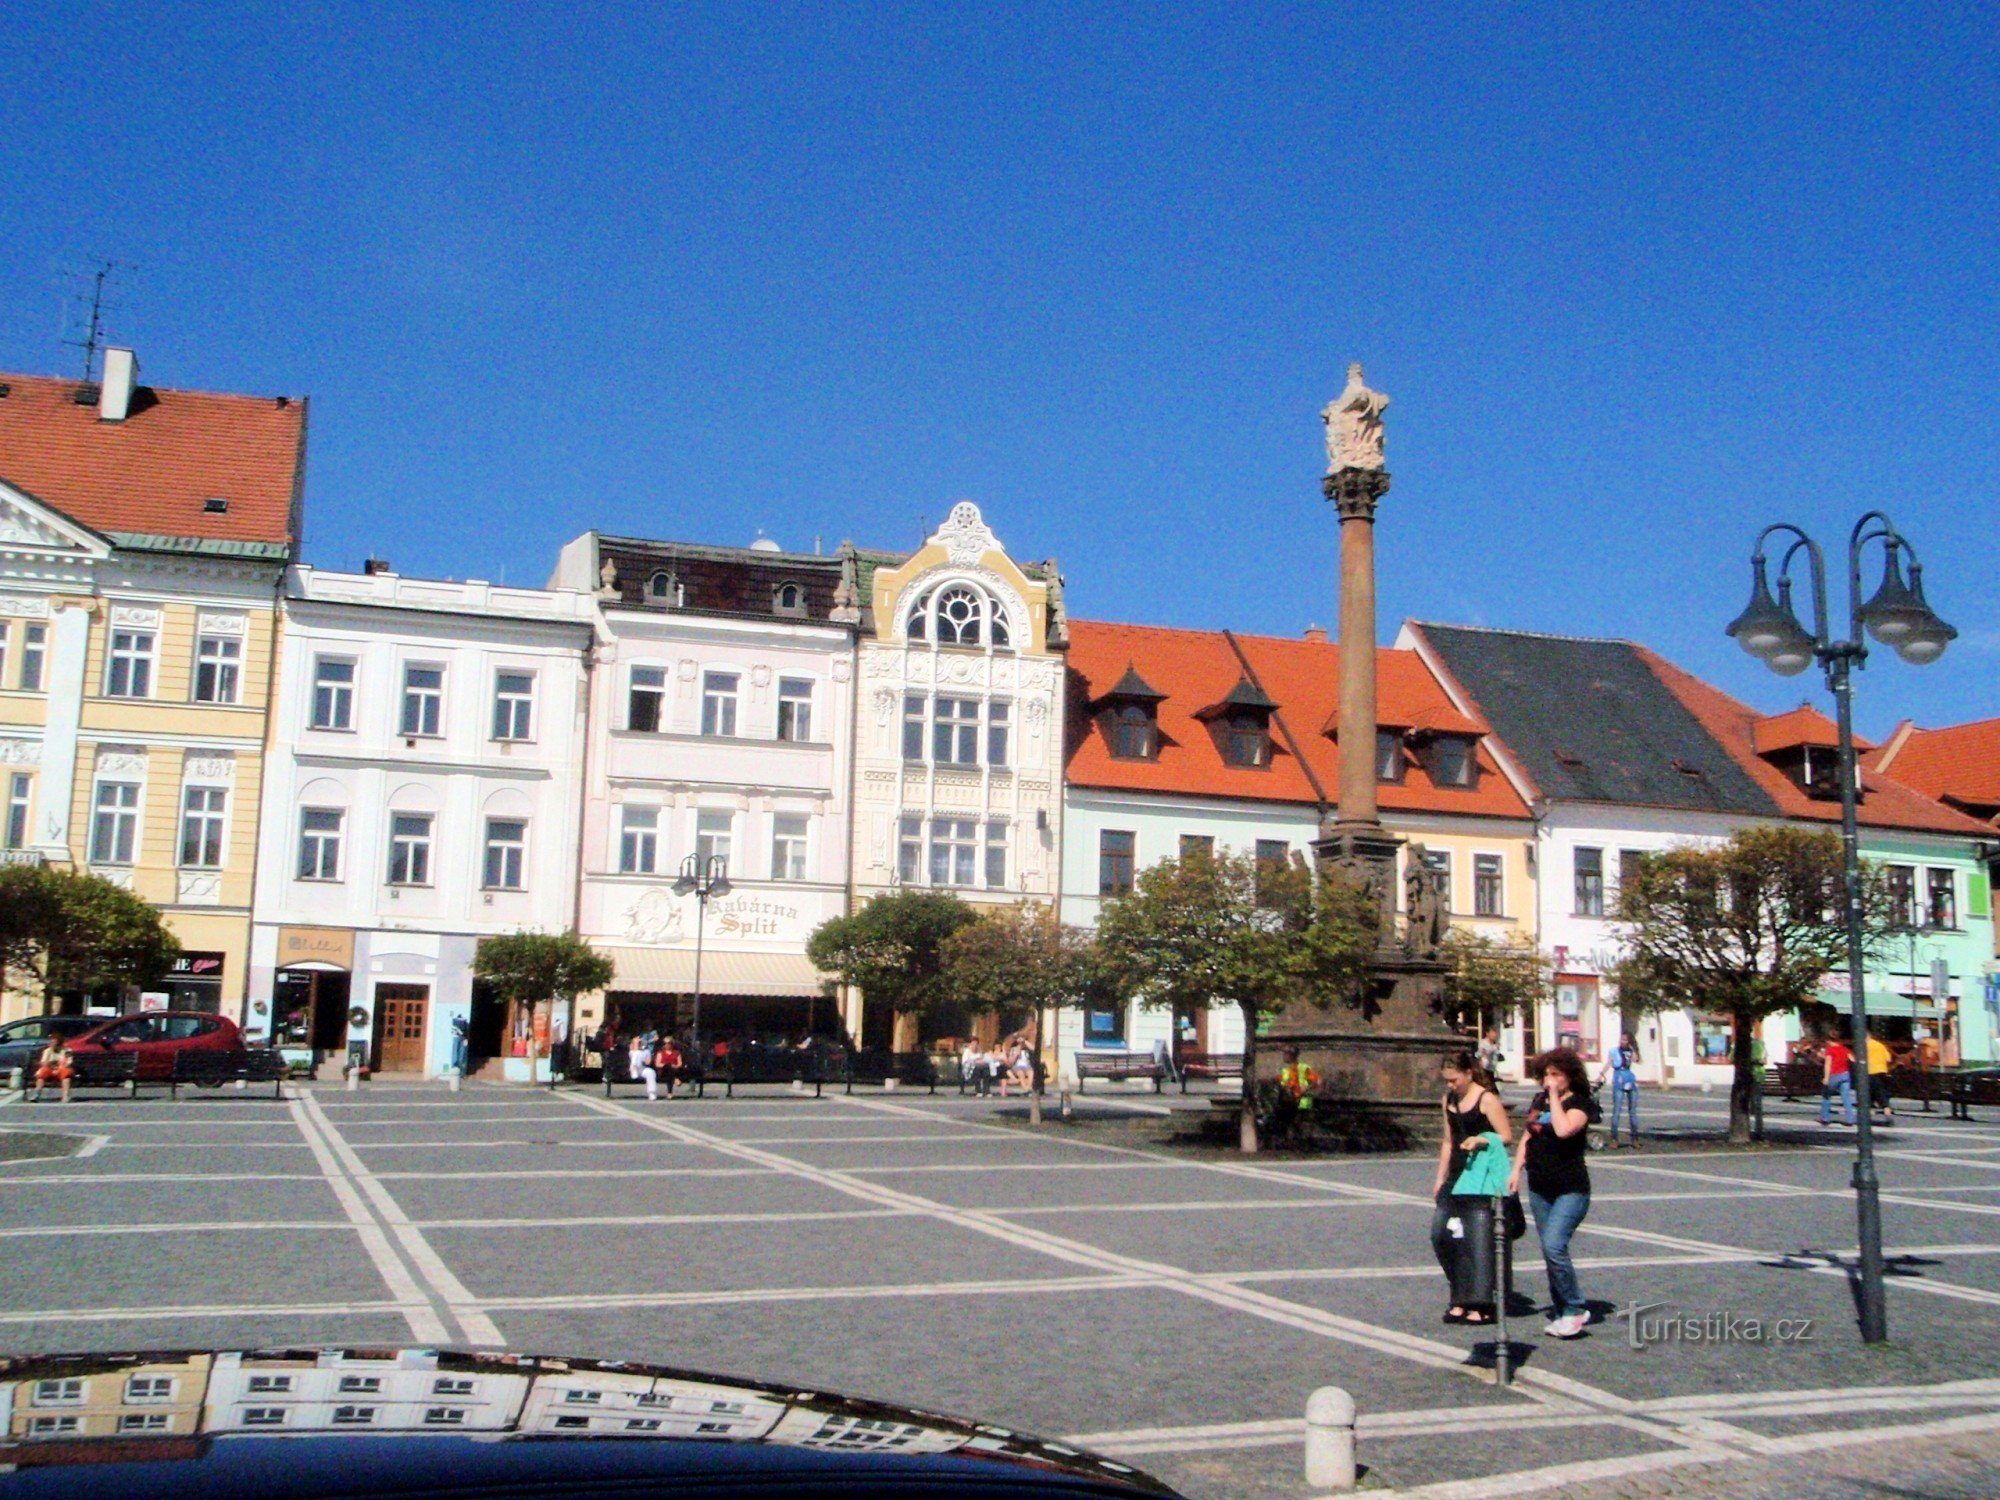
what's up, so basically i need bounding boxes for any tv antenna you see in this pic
[58,259,132,383]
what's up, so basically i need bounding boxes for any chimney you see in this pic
[1303,623,1328,643]
[363,557,392,576]
[99,348,137,422]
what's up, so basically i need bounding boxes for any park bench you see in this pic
[1943,1071,2000,1122]
[58,1051,142,1098]
[713,1047,830,1098]
[168,1049,289,1100]
[842,1050,939,1095]
[937,1054,1046,1096]
[601,1050,706,1099]
[1175,1052,1244,1092]
[1073,1051,1167,1093]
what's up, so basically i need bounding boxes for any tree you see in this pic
[1613,827,1894,1144]
[472,931,614,1086]
[1440,930,1551,1047]
[940,901,1110,1125]
[806,890,979,1049]
[1094,848,1376,1152]
[0,864,180,1006]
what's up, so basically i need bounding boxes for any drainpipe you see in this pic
[840,624,861,1043]
[242,559,290,1037]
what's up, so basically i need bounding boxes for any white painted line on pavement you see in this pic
[482,1271,1154,1313]
[0,1218,350,1238]
[370,1165,777,1182]
[0,1298,417,1326]
[0,1171,322,1184]
[415,1208,918,1230]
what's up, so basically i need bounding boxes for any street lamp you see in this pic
[672,853,731,1060]
[1726,510,1957,1344]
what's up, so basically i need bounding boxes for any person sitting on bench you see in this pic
[31,1037,74,1104]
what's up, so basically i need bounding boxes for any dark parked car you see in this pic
[0,1016,100,1080]
[71,1011,245,1080]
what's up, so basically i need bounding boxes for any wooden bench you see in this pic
[1943,1071,2000,1122]
[1176,1052,1245,1092]
[53,1051,142,1097]
[714,1048,830,1098]
[1073,1052,1166,1093]
[169,1049,289,1100]
[602,1051,706,1099]
[1761,1062,1821,1100]
[842,1050,939,1095]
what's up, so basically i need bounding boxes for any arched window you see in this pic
[904,580,1015,650]
[647,572,672,600]
[773,581,806,617]
[935,585,981,645]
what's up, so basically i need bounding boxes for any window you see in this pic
[1427,736,1474,787]
[179,785,227,868]
[20,623,45,691]
[424,1407,469,1426]
[91,781,140,865]
[1375,729,1404,782]
[1255,839,1290,905]
[1574,846,1605,917]
[985,820,1008,889]
[332,1405,377,1426]
[118,1413,171,1433]
[700,672,740,737]
[28,1415,80,1436]
[1108,704,1156,760]
[1926,868,1956,930]
[908,581,1010,648]
[902,695,926,761]
[245,1375,294,1395]
[492,671,535,740]
[337,1376,383,1394]
[774,582,805,616]
[1180,834,1215,860]
[1222,713,1268,768]
[934,585,983,646]
[105,628,155,697]
[194,634,242,704]
[772,814,808,880]
[400,664,443,737]
[554,1415,590,1429]
[484,818,526,890]
[1885,865,1917,929]
[242,1407,286,1427]
[776,678,813,742]
[619,807,659,875]
[626,1417,665,1431]
[1474,853,1503,917]
[298,808,343,880]
[628,666,665,732]
[5,773,29,850]
[33,1379,83,1406]
[930,817,977,886]
[696,809,733,870]
[897,816,923,882]
[311,658,355,730]
[433,1378,476,1397]
[563,1389,603,1405]
[987,701,1011,768]
[1100,830,1136,896]
[125,1374,176,1404]
[388,813,434,886]
[647,571,672,601]
[0,626,10,688]
[1084,1005,1127,1046]
[932,697,979,764]
[1421,847,1452,910]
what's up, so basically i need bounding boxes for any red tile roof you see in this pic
[0,371,304,548]
[1869,716,2000,820]
[1639,648,1989,836]
[1749,705,1871,756]
[1064,620,1532,820]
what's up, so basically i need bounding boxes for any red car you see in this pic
[72,1010,245,1080]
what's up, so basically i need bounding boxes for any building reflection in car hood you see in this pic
[0,1347,1181,1496]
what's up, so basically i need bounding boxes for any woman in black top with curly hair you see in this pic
[1510,1047,1597,1339]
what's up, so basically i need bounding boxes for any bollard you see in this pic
[1060,1089,1074,1120]
[1304,1386,1357,1491]
[448,1070,462,1093]
[6,1067,21,1093]
[345,1067,359,1092]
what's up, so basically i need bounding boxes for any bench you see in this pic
[1176,1052,1245,1092]
[1761,1063,1821,1100]
[842,1050,939,1095]
[714,1048,830,1098]
[1942,1071,2000,1122]
[1074,1052,1166,1093]
[53,1051,142,1097]
[169,1049,290,1100]
[936,1055,1045,1096]
[602,1051,706,1099]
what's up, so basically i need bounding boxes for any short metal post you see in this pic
[345,1067,359,1092]
[448,1070,462,1094]
[1493,1194,1512,1387]
[1304,1386,1357,1490]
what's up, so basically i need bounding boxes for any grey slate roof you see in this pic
[1417,623,1781,815]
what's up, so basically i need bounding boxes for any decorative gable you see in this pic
[0,480,112,557]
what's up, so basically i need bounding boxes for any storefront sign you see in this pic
[710,895,803,940]
[170,952,226,979]
[278,926,355,969]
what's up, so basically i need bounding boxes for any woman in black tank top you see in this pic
[1429,1050,1512,1324]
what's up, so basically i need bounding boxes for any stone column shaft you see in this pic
[1326,468,1391,828]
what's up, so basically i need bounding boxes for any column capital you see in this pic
[1323,467,1392,522]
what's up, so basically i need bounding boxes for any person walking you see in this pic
[1865,1032,1895,1122]
[1476,1026,1504,1080]
[1819,1034,1856,1127]
[1430,1050,1512,1326]
[1511,1047,1597,1339]
[1598,1032,1641,1148]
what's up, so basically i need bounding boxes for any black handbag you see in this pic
[1503,1193,1527,1241]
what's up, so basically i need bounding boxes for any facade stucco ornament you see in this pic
[623,887,687,944]
[0,596,51,618]
[177,870,223,905]
[750,664,772,689]
[110,603,164,630]
[0,739,41,765]
[185,754,237,783]
[96,750,149,776]
[0,504,68,548]
[598,557,619,596]
[1025,697,1048,738]
[1322,362,1390,473]
[934,501,1001,566]
[830,658,851,683]
[676,658,698,682]
[198,611,249,637]
[830,542,862,625]
[872,687,896,727]
[94,867,135,890]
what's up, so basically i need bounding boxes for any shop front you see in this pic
[585,947,834,1070]
[162,951,227,1013]
[263,927,356,1075]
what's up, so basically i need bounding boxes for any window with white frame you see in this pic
[125,1375,176,1404]
[700,672,740,737]
[932,696,979,765]
[897,816,922,882]
[776,678,813,742]
[337,1375,382,1394]
[105,628,155,697]
[245,1375,294,1395]
[902,695,926,761]
[5,773,30,850]
[194,633,243,704]
[117,1413,171,1434]
[388,813,434,885]
[987,700,1011,767]
[1574,846,1605,917]
[424,1407,469,1426]
[619,807,659,874]
[400,665,444,737]
[179,785,227,868]
[906,581,1012,648]
[1420,847,1452,911]
[298,808,343,880]
[771,814,808,880]
[984,820,1008,889]
[1474,853,1504,916]
[929,817,977,887]
[19,623,45,691]
[484,818,526,890]
[90,781,140,865]
[628,665,666,732]
[332,1405,377,1426]
[27,1415,79,1436]
[0,624,8,688]
[241,1407,286,1427]
[32,1379,83,1406]
[492,670,535,741]
[696,810,733,870]
[311,658,355,730]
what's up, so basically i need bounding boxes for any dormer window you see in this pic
[906,580,1012,649]
[647,572,672,601]
[1424,735,1477,788]
[1376,729,1405,783]
[773,581,807,617]
[1751,708,1860,803]
[1094,663,1166,763]
[1196,675,1277,771]
[1767,745,1844,801]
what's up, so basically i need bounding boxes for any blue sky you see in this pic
[2,4,1994,738]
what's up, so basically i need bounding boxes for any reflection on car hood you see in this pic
[0,1347,1181,1497]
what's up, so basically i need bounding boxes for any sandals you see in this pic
[1460,1308,1495,1326]
[1442,1307,1467,1325]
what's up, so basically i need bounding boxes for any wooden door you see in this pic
[375,985,430,1073]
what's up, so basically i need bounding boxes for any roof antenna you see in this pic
[58,259,131,383]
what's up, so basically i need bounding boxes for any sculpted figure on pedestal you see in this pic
[1403,844,1448,957]
[1322,362,1390,473]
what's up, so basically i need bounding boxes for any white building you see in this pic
[248,565,595,1078]
[204,1350,530,1433]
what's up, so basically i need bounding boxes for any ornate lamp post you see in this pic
[1725,510,1956,1344]
[673,853,731,1060]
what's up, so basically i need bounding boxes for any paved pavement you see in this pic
[0,1078,1996,1498]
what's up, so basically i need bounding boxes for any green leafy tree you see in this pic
[0,865,180,1007]
[806,890,979,1050]
[1095,848,1376,1152]
[472,930,614,1084]
[940,901,1111,1124]
[1613,827,1894,1143]
[1440,930,1551,1046]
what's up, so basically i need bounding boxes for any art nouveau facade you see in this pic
[248,565,594,1076]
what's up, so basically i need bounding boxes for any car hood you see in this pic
[0,1348,1181,1498]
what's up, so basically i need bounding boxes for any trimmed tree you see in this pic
[806,890,979,1051]
[1613,826,1894,1144]
[1440,930,1551,1053]
[1094,848,1376,1153]
[472,931,614,1086]
[0,864,180,1007]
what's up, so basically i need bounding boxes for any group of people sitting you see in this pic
[957,1036,1038,1097]
[622,1031,688,1102]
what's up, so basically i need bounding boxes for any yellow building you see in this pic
[0,1353,213,1440]
[0,351,304,1020]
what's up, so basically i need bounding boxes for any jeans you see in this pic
[1819,1073,1855,1125]
[1429,1192,1496,1308]
[1529,1189,1590,1318]
[1609,1081,1639,1139]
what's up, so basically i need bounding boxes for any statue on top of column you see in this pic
[1322,362,1390,473]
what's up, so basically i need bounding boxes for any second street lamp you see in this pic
[1726,508,1957,1345]
[673,853,731,1062]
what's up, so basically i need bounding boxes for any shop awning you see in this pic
[1814,985,1914,1018]
[597,946,831,998]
